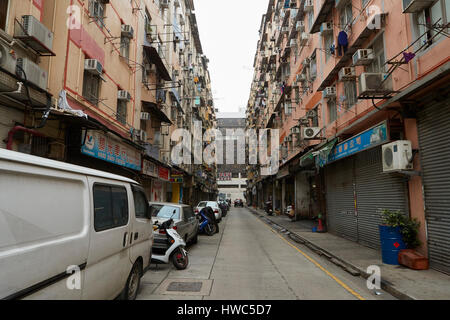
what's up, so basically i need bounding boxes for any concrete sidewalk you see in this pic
[248,207,450,300]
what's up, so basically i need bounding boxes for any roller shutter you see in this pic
[325,157,357,241]
[355,147,409,249]
[417,96,450,274]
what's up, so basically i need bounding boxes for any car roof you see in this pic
[0,149,137,184]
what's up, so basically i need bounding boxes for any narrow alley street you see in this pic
[137,207,395,300]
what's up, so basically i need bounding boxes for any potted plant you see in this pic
[379,209,421,265]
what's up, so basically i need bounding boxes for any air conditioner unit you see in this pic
[303,127,321,140]
[323,86,336,99]
[291,126,300,134]
[289,39,297,47]
[160,0,169,9]
[141,112,151,120]
[358,73,390,95]
[16,58,48,91]
[338,67,356,81]
[15,15,54,53]
[84,59,103,76]
[287,135,293,142]
[117,90,131,101]
[0,43,17,75]
[382,140,413,172]
[304,0,314,12]
[121,25,134,38]
[294,21,304,33]
[281,27,289,33]
[306,109,317,119]
[299,32,309,46]
[352,49,374,66]
[296,73,307,82]
[320,22,333,35]
[140,130,148,142]
[402,0,436,13]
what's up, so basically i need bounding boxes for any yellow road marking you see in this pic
[257,217,366,300]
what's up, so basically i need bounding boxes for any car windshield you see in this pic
[150,205,180,220]
[207,202,218,208]
[197,202,208,208]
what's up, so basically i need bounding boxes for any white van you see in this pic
[0,149,153,300]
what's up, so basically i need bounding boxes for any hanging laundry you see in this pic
[337,31,349,56]
[403,52,416,63]
[330,44,336,55]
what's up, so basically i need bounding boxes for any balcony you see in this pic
[309,0,336,34]
[143,44,172,81]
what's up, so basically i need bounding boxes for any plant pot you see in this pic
[379,225,406,265]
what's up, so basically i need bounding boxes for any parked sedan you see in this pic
[150,203,199,245]
[195,201,222,221]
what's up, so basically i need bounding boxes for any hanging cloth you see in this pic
[403,52,416,63]
[337,31,349,56]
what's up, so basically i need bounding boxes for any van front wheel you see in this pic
[123,262,142,300]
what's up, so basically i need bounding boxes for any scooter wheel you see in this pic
[172,249,189,270]
[205,223,216,236]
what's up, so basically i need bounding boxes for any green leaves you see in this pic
[381,209,421,249]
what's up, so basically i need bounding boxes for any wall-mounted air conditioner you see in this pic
[0,43,17,75]
[281,26,289,33]
[290,39,297,47]
[296,21,305,32]
[16,58,48,91]
[304,0,314,12]
[291,126,300,134]
[141,112,151,120]
[358,73,390,95]
[320,22,333,35]
[323,86,336,99]
[303,127,321,140]
[140,130,148,142]
[14,15,54,53]
[402,0,436,13]
[160,0,169,9]
[338,67,356,81]
[121,25,134,38]
[118,90,131,101]
[299,32,309,46]
[382,140,413,172]
[352,49,374,66]
[84,59,103,76]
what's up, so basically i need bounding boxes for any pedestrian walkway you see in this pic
[248,207,450,300]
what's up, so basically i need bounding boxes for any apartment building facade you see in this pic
[0,0,217,205]
[246,0,450,273]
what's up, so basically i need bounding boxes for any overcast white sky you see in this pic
[194,0,267,113]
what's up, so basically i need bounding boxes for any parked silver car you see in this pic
[194,201,222,221]
[149,203,199,245]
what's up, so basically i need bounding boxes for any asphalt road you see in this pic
[137,207,396,300]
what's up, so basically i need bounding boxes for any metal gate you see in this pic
[417,96,450,274]
[355,147,409,249]
[325,158,358,241]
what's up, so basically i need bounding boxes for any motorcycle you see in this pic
[265,200,273,216]
[198,208,216,236]
[152,218,189,270]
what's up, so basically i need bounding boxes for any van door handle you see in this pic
[130,232,133,244]
[123,232,128,247]
[134,233,139,240]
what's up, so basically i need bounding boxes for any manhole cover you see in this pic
[167,281,203,292]
[156,279,213,296]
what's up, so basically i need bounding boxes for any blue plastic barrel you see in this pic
[379,225,406,265]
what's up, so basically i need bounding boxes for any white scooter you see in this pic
[152,218,189,270]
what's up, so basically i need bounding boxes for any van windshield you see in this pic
[150,205,180,220]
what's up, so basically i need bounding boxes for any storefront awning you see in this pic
[316,138,338,167]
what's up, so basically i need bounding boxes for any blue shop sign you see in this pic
[320,121,388,166]
[81,130,141,171]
